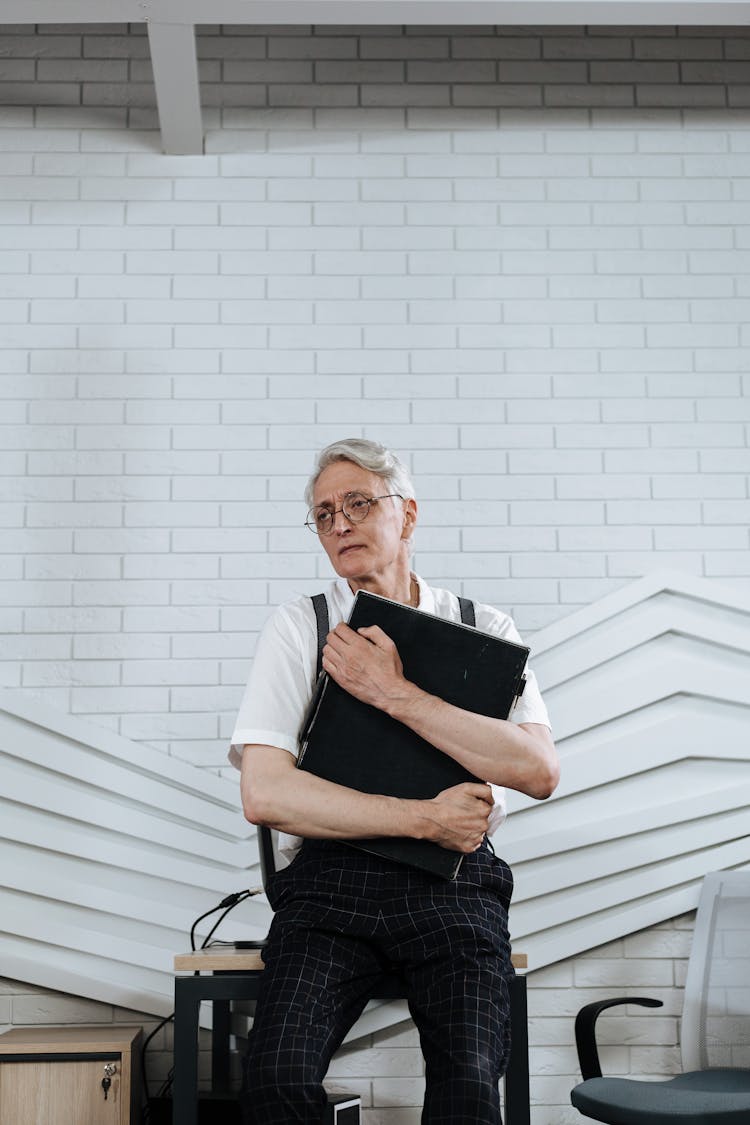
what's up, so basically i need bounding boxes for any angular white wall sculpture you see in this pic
[506,571,750,967]
[1,572,748,1038]
[0,697,264,1020]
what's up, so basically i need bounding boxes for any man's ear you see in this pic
[401,498,418,539]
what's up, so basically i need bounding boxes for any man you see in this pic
[231,438,559,1124]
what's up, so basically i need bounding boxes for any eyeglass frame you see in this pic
[304,491,404,536]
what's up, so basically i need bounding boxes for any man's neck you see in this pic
[347,570,418,608]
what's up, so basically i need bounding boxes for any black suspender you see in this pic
[311,592,329,679]
[457,595,476,628]
[311,590,475,678]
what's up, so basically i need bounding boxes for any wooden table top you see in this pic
[0,1026,143,1055]
[175,947,527,972]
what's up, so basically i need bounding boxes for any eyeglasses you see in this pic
[305,491,403,536]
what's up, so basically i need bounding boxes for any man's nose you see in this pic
[331,507,351,533]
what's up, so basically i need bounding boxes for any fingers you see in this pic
[441,781,493,805]
[322,625,357,672]
[327,622,392,650]
[464,782,493,804]
[324,623,402,688]
[456,830,489,855]
[326,622,357,651]
[324,625,374,665]
[429,783,492,853]
[355,624,391,648]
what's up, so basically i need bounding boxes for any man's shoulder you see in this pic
[426,582,519,639]
[269,579,346,632]
[262,590,317,644]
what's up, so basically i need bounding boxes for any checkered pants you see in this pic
[240,840,515,1125]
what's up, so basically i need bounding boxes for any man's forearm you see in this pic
[385,683,559,799]
[243,748,421,839]
[240,744,493,853]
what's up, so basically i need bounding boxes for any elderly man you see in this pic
[231,438,558,1125]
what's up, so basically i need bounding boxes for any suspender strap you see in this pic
[457,595,476,627]
[311,592,329,679]
[311,591,475,677]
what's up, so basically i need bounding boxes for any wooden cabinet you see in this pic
[0,1025,142,1125]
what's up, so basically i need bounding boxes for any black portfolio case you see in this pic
[297,591,529,879]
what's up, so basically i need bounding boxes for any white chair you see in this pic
[571,869,750,1125]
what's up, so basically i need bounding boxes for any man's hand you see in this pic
[322,622,412,713]
[421,782,493,853]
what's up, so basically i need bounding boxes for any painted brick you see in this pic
[652,474,745,499]
[2,28,750,1121]
[557,474,651,499]
[557,527,654,551]
[608,551,704,575]
[606,500,703,524]
[705,553,750,576]
[655,526,749,549]
[703,500,750,524]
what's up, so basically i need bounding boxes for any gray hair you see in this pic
[304,438,416,508]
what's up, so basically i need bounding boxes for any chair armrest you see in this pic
[575,997,663,1080]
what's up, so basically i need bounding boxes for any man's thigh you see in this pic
[394,847,515,1073]
[406,939,513,1070]
[249,917,384,1073]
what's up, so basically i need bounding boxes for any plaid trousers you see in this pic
[240,839,515,1125]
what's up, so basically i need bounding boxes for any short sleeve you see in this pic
[473,600,550,729]
[229,600,317,766]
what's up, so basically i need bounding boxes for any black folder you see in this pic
[296,590,529,880]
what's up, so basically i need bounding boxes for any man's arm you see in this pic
[323,623,560,800]
[240,743,494,854]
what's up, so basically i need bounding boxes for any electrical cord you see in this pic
[141,885,264,1122]
[140,1012,174,1122]
[190,888,263,952]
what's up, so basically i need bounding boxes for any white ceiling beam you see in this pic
[147,20,204,155]
[3,0,749,155]
[153,0,750,21]
[3,0,750,24]
[0,0,141,18]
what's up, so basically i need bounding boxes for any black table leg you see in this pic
[212,998,232,1094]
[173,974,262,1125]
[504,974,530,1125]
[173,976,201,1125]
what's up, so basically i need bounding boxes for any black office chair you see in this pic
[570,870,750,1125]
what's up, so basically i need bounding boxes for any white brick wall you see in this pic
[1,23,749,1122]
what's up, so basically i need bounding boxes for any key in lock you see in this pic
[101,1061,117,1101]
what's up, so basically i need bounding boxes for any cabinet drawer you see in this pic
[0,1026,142,1125]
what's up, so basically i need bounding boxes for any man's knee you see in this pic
[241,1044,326,1124]
[424,1053,503,1123]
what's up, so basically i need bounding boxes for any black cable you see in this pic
[157,1064,175,1098]
[200,891,253,949]
[142,885,264,1119]
[141,1011,174,1121]
[189,888,257,952]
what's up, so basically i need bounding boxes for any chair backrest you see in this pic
[681,869,750,1071]
[257,824,278,891]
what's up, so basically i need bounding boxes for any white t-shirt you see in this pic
[230,574,550,860]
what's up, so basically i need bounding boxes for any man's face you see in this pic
[312,460,414,585]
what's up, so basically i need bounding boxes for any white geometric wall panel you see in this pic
[504,570,750,969]
[0,695,264,1022]
[1,571,748,1038]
